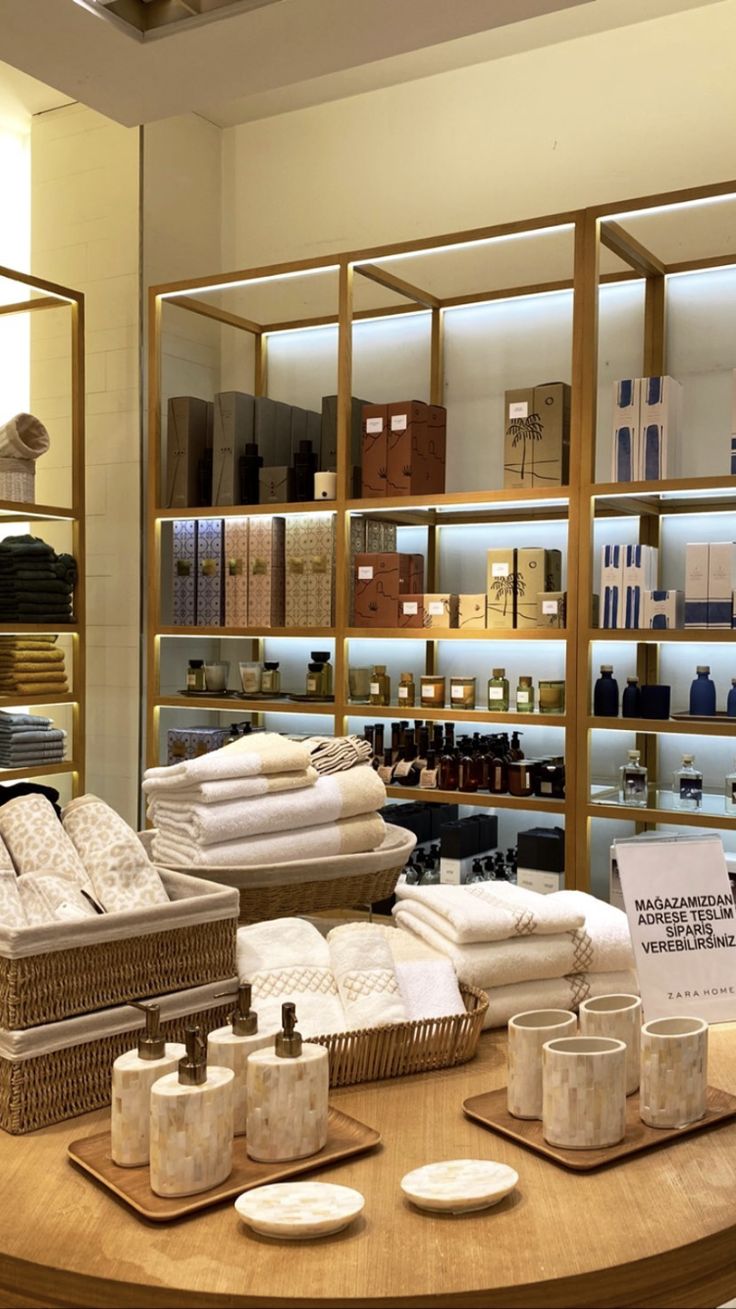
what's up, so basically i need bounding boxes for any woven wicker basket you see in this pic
[311,985,488,1087]
[0,457,35,503]
[140,823,416,925]
[0,870,239,1030]
[0,981,235,1135]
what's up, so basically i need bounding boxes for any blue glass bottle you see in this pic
[689,665,716,716]
[593,665,619,717]
[621,677,641,718]
[728,679,736,718]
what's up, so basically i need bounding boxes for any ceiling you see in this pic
[0,0,726,128]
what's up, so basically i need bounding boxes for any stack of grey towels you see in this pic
[0,711,66,769]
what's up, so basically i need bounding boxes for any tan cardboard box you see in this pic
[361,404,389,498]
[354,552,414,627]
[423,593,459,630]
[398,594,424,628]
[458,594,487,630]
[486,548,517,628]
[538,591,566,629]
[504,382,570,489]
[516,548,562,628]
[284,515,334,628]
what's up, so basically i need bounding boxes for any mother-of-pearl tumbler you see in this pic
[640,1016,708,1129]
[579,994,642,1095]
[507,1009,577,1120]
[543,1036,627,1149]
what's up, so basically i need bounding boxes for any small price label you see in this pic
[428,601,444,616]
[509,401,528,419]
[370,683,380,696]
[488,688,504,700]
[542,600,559,614]
[451,686,465,700]
[402,601,418,615]
[491,563,509,578]
[358,566,373,579]
[366,417,383,433]
[391,414,408,431]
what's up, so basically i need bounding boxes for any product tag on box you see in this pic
[492,563,509,578]
[509,401,528,420]
[542,600,559,614]
[402,601,418,614]
[358,566,373,579]
[366,418,383,433]
[391,415,408,431]
[428,601,444,615]
[451,686,464,700]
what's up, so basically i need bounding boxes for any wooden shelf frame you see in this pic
[0,264,85,796]
[146,179,736,889]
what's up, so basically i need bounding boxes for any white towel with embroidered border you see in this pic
[393,881,585,943]
[482,969,640,1030]
[236,917,345,1036]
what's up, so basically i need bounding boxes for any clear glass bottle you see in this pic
[487,668,509,712]
[260,661,281,694]
[310,651,333,696]
[186,659,206,692]
[398,671,415,707]
[516,675,534,713]
[619,749,648,807]
[674,753,703,811]
[725,759,736,814]
[369,665,391,706]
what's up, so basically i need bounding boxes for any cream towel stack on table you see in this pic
[153,812,386,868]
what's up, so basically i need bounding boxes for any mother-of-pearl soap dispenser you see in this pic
[149,1026,235,1198]
[246,1002,329,1163]
[207,983,276,1135]
[111,1001,185,1168]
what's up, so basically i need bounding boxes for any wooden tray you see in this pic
[463,1085,736,1172]
[68,1107,380,1221]
[671,711,732,723]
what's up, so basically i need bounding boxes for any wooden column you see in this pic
[333,262,353,735]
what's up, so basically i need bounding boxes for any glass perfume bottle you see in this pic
[619,749,648,807]
[725,760,736,814]
[369,665,390,706]
[674,754,703,810]
[689,666,716,716]
[398,672,415,707]
[593,665,619,717]
[487,668,509,712]
[516,676,534,713]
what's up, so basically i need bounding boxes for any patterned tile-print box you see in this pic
[224,519,249,628]
[196,518,224,627]
[285,516,335,628]
[173,519,197,626]
[248,516,285,628]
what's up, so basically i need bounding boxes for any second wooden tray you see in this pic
[68,1107,380,1221]
[463,1085,736,1171]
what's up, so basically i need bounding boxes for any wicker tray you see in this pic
[310,985,488,1087]
[139,823,416,924]
[0,457,34,504]
[0,979,236,1135]
[0,869,239,1030]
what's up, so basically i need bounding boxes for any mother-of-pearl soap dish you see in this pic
[400,1159,518,1214]
[235,1181,365,1239]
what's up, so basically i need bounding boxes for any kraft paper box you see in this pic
[354,552,414,627]
[708,541,736,627]
[195,518,224,627]
[504,382,570,489]
[643,589,684,630]
[623,544,658,629]
[224,518,249,629]
[458,594,487,630]
[361,404,388,498]
[408,553,425,594]
[248,516,285,628]
[539,591,566,629]
[386,400,446,497]
[516,548,562,629]
[259,466,294,504]
[167,726,230,766]
[172,519,197,626]
[638,375,682,480]
[398,594,424,628]
[424,593,459,629]
[486,548,517,628]
[685,542,709,628]
[349,517,397,613]
[164,397,213,509]
[611,379,640,483]
[212,392,255,506]
[601,544,624,629]
[284,515,335,628]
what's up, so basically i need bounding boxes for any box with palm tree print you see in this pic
[516,548,562,628]
[503,383,570,489]
[486,548,518,628]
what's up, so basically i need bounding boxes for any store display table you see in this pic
[2,1026,736,1309]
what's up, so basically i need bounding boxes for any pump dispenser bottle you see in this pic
[246,1002,329,1163]
[207,984,276,1135]
[149,1026,234,1197]
[111,1003,185,1168]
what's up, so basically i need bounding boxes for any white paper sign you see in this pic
[542,600,559,614]
[491,563,509,578]
[402,601,418,615]
[509,401,528,420]
[616,834,736,1023]
[391,415,408,431]
[358,566,373,579]
[428,601,444,615]
[365,417,383,434]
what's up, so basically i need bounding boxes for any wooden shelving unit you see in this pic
[147,178,736,892]
[0,264,85,795]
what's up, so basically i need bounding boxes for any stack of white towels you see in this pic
[236,916,466,1037]
[144,732,387,868]
[392,883,637,1029]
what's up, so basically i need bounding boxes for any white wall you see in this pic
[0,80,31,415]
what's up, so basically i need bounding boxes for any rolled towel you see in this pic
[482,969,640,1030]
[62,794,169,913]
[394,882,586,944]
[152,811,386,868]
[237,917,345,1036]
[328,925,407,1027]
[150,766,385,846]
[0,413,50,461]
[303,735,373,775]
[0,868,26,927]
[16,872,99,926]
[143,732,311,791]
[142,767,318,806]
[0,794,90,888]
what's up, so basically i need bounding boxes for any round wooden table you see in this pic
[2,1026,736,1309]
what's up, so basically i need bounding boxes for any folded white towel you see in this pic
[328,925,407,1027]
[482,969,640,1030]
[394,882,586,944]
[152,812,386,868]
[237,918,345,1036]
[143,732,311,791]
[150,766,385,847]
[395,959,466,1021]
[142,768,317,805]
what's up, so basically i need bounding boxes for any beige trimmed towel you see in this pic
[482,969,640,1030]
[394,882,586,944]
[149,766,385,846]
[142,767,317,806]
[328,924,407,1027]
[303,735,373,775]
[237,917,345,1036]
[62,794,169,914]
[0,794,90,887]
[0,413,50,461]
[152,811,386,868]
[143,732,311,790]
